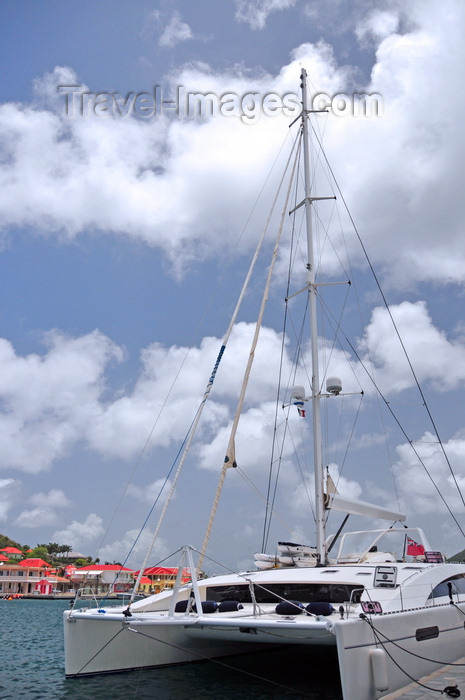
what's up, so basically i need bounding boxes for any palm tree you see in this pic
[59,544,73,561]
[47,542,61,563]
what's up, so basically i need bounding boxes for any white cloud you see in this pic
[235,0,300,30]
[127,478,174,505]
[15,489,71,528]
[327,464,363,501]
[360,301,465,394]
[339,2,465,288]
[0,290,461,498]
[30,488,71,508]
[0,320,284,474]
[0,330,123,472]
[96,527,170,568]
[15,507,58,528]
[52,513,105,548]
[159,11,193,47]
[0,5,464,288]
[0,478,18,522]
[355,9,400,44]
[85,323,284,460]
[85,337,224,458]
[197,401,283,474]
[0,300,461,479]
[394,431,465,521]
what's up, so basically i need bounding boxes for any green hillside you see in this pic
[449,549,465,562]
[0,534,25,550]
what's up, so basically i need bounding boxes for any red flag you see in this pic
[406,537,425,556]
[297,407,306,417]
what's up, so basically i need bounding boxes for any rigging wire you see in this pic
[307,128,403,510]
[131,131,302,588]
[235,463,299,536]
[323,394,365,523]
[263,109,464,544]
[304,123,403,511]
[333,321,465,538]
[304,120,465,534]
[125,626,315,698]
[262,135,315,550]
[84,127,302,600]
[312,125,465,516]
[196,129,302,572]
[87,128,297,570]
[261,224,295,550]
[318,291,404,510]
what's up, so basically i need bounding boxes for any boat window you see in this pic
[427,574,465,600]
[416,626,439,641]
[206,582,363,604]
[336,529,426,562]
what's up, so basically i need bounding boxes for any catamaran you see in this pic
[64,70,465,700]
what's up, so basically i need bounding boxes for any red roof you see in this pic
[76,564,134,572]
[0,554,8,562]
[142,566,180,576]
[19,558,51,568]
[0,546,23,554]
[135,566,191,581]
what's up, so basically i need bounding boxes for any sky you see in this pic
[1,0,465,571]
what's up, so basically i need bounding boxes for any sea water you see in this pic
[0,598,342,699]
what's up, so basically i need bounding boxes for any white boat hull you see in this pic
[334,601,465,699]
[63,610,259,676]
[64,599,465,699]
[63,607,333,676]
[64,554,465,699]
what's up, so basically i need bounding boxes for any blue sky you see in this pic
[1,0,465,570]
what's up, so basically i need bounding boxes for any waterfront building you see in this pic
[132,566,191,593]
[70,564,135,595]
[0,547,23,561]
[0,560,71,596]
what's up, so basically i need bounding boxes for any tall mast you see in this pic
[300,69,326,564]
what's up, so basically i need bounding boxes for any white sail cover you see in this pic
[326,493,406,522]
